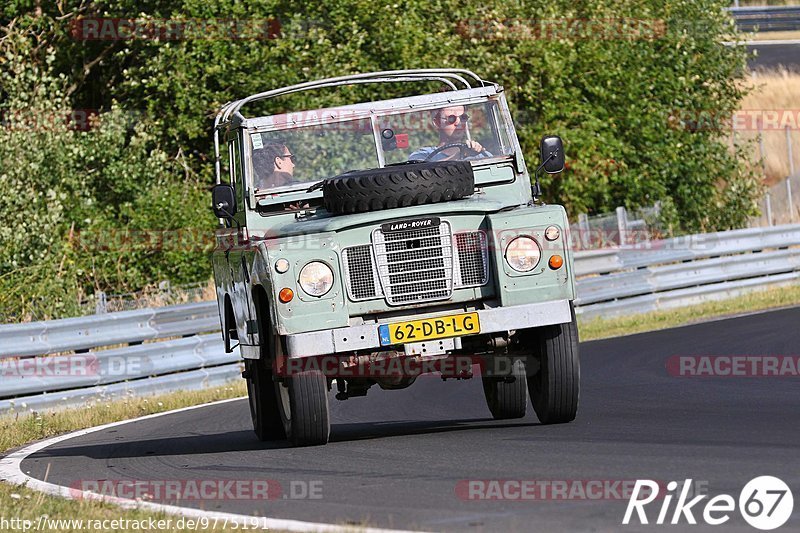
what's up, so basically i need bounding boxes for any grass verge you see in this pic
[738,69,800,186]
[578,283,800,341]
[1,382,247,532]
[747,30,800,41]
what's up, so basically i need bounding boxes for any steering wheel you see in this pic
[424,142,490,162]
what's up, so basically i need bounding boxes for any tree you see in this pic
[0,0,762,318]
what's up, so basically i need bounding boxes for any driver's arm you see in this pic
[408,146,434,161]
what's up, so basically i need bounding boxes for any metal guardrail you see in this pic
[574,224,800,318]
[729,6,800,32]
[0,363,241,415]
[0,301,218,358]
[0,334,231,398]
[576,248,800,305]
[573,224,800,276]
[2,223,799,415]
[0,301,230,416]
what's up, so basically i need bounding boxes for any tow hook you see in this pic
[334,379,370,400]
[335,379,347,400]
[441,369,473,381]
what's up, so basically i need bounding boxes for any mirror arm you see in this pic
[214,203,241,231]
[531,151,557,201]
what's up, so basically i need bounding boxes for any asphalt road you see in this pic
[19,307,800,532]
[748,42,800,69]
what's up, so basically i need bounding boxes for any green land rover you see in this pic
[211,69,579,446]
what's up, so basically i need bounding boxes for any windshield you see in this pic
[249,100,513,192]
[379,100,513,165]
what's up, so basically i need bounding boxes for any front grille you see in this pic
[342,245,383,301]
[454,231,489,286]
[373,222,454,305]
[342,224,489,304]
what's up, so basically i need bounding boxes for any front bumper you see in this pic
[284,299,572,358]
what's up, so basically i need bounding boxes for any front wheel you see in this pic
[275,368,331,447]
[482,358,527,420]
[245,357,285,441]
[527,305,580,424]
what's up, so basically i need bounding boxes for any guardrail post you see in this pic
[616,206,628,246]
[764,192,773,226]
[95,291,107,314]
[653,200,662,238]
[578,213,590,249]
[758,118,767,178]
[758,118,773,226]
[787,126,795,223]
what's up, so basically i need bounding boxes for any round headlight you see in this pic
[505,236,541,272]
[298,261,334,297]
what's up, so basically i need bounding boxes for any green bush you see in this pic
[0,20,212,320]
[0,0,762,319]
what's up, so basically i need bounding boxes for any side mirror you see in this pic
[211,184,236,219]
[539,135,565,174]
[380,129,409,151]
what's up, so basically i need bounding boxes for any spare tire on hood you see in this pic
[322,161,474,215]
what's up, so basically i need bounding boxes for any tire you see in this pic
[246,301,285,442]
[527,304,580,424]
[276,369,331,447]
[482,358,527,420]
[322,161,474,214]
[245,357,285,441]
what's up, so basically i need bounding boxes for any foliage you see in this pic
[0,20,211,320]
[0,0,762,319]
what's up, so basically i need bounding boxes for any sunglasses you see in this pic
[277,154,296,163]
[441,113,470,125]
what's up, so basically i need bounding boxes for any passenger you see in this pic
[254,142,296,189]
[408,105,491,162]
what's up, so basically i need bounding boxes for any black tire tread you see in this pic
[246,358,285,441]
[322,161,474,214]
[482,359,527,420]
[528,305,580,424]
[288,370,330,446]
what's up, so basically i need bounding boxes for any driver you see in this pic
[408,105,491,162]
[254,141,296,189]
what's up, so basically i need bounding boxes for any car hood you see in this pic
[256,195,514,237]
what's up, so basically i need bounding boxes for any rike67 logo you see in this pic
[624,476,794,530]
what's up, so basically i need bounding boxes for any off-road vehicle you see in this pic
[211,69,579,446]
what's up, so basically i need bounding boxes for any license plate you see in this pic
[378,312,480,346]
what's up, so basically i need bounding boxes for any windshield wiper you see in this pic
[385,159,424,167]
[306,181,325,193]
